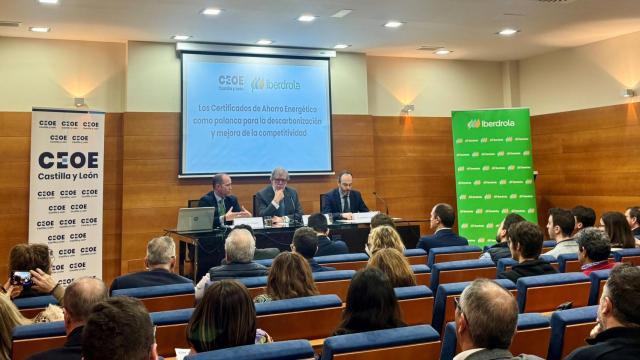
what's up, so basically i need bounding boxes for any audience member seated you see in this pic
[333,267,405,335]
[601,211,636,250]
[366,225,405,256]
[480,213,526,263]
[82,297,157,360]
[543,208,578,258]
[28,277,108,360]
[109,236,191,294]
[498,222,558,282]
[5,243,64,302]
[416,203,468,253]
[368,248,416,287]
[370,212,396,229]
[307,213,348,257]
[454,279,543,360]
[572,205,596,234]
[624,206,640,240]
[0,292,31,359]
[565,264,640,359]
[187,280,272,355]
[254,252,319,303]
[291,226,336,272]
[576,228,619,276]
[233,224,280,260]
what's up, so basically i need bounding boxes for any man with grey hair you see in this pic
[27,277,108,360]
[454,279,542,359]
[255,167,303,223]
[109,236,191,294]
[566,264,640,359]
[576,228,618,276]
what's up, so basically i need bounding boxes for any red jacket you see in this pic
[582,260,618,276]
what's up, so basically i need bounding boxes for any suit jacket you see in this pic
[416,228,468,253]
[109,268,192,294]
[321,188,369,220]
[565,326,640,360]
[208,261,268,281]
[27,326,83,360]
[255,185,303,218]
[198,191,241,227]
[316,235,349,257]
[466,348,543,360]
[308,258,336,272]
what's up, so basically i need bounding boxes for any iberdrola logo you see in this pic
[251,77,266,91]
[467,119,481,129]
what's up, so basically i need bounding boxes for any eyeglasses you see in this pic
[454,296,463,314]
[272,178,288,183]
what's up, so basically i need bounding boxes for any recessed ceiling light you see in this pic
[201,8,222,16]
[334,44,351,49]
[297,14,317,22]
[256,39,273,45]
[29,26,50,33]
[172,35,192,41]
[497,28,519,36]
[331,9,352,18]
[384,21,404,28]
[38,0,59,4]
[434,49,452,55]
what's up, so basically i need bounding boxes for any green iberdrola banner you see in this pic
[451,108,537,247]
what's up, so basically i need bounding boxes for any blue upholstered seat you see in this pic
[319,325,440,359]
[237,275,268,288]
[411,264,431,274]
[13,295,58,309]
[440,313,550,360]
[150,308,194,326]
[184,340,315,360]
[111,282,194,298]
[404,248,427,259]
[543,240,557,249]
[255,258,273,267]
[312,270,356,281]
[548,305,598,360]
[255,294,342,316]
[588,269,611,305]
[394,285,433,300]
[429,258,496,292]
[515,272,590,313]
[315,253,369,264]
[12,321,65,340]
[427,245,482,266]
[612,248,640,262]
[431,279,515,333]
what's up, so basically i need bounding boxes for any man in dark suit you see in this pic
[292,227,336,272]
[27,277,108,360]
[255,167,303,223]
[109,236,192,294]
[322,170,369,220]
[416,203,468,253]
[307,212,349,256]
[199,173,251,227]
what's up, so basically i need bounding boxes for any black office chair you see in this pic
[187,199,200,208]
[252,194,258,216]
[319,194,326,212]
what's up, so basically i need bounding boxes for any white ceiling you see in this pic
[2,0,640,61]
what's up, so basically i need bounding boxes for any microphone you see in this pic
[373,192,389,215]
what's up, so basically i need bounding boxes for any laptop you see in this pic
[176,207,215,232]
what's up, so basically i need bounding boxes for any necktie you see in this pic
[218,198,226,216]
[342,195,350,213]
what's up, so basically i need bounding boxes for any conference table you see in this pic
[166,218,425,282]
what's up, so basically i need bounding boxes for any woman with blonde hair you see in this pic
[368,248,416,288]
[254,252,319,303]
[366,225,405,256]
[0,293,32,359]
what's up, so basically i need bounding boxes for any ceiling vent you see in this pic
[0,21,22,27]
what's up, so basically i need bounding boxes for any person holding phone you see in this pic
[2,244,64,303]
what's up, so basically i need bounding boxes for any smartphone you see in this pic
[10,270,33,287]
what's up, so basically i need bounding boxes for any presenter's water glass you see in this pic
[326,213,333,225]
[263,217,272,227]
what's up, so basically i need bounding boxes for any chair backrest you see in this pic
[320,193,326,212]
[14,295,59,319]
[543,240,557,253]
[111,283,196,312]
[430,259,497,292]
[320,325,441,360]
[253,194,258,216]
[11,321,66,360]
[315,253,369,271]
[404,248,428,266]
[255,294,344,341]
[548,306,598,360]
[152,308,194,357]
[612,248,640,266]
[240,271,356,301]
[516,272,590,313]
[440,313,551,360]
[588,269,611,305]
[412,264,431,287]
[188,199,200,208]
[395,285,434,326]
[432,279,516,334]
[427,246,483,267]
[557,253,581,273]
[184,340,316,360]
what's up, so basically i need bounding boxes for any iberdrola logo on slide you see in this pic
[251,77,266,91]
[467,119,481,129]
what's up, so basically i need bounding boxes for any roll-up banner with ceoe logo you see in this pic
[451,108,537,247]
[29,108,104,285]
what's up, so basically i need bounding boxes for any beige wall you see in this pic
[366,56,504,117]
[330,52,369,115]
[0,37,125,112]
[520,30,640,115]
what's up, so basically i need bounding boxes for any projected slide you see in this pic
[181,53,332,176]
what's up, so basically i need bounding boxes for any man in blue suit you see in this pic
[308,212,349,256]
[199,173,251,227]
[322,171,369,220]
[255,167,303,223]
[417,203,468,253]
